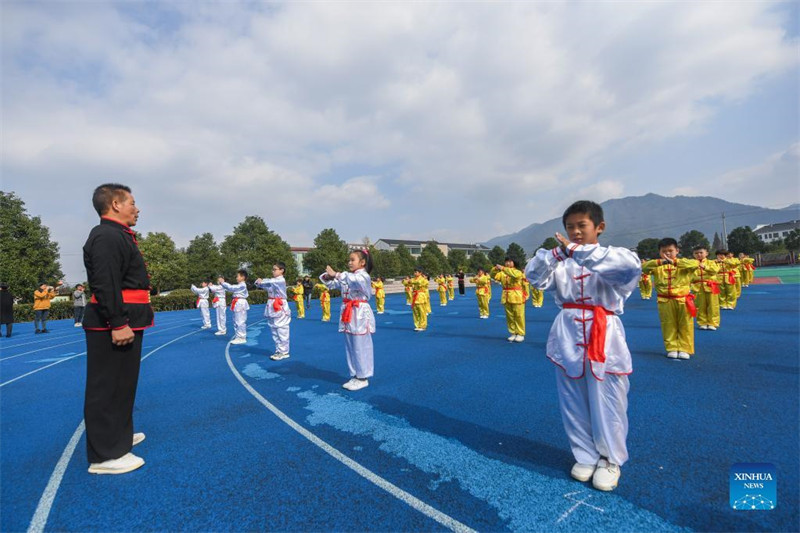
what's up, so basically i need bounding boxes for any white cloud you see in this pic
[712,143,800,207]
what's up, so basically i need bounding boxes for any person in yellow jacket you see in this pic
[410,268,430,331]
[727,252,743,300]
[638,258,653,299]
[530,285,544,307]
[435,275,448,306]
[402,276,413,305]
[290,280,305,318]
[491,258,526,342]
[372,277,386,314]
[469,268,492,318]
[425,275,433,315]
[314,281,331,322]
[446,274,455,300]
[33,281,61,333]
[642,238,700,359]
[739,253,755,287]
[715,250,739,310]
[690,245,721,330]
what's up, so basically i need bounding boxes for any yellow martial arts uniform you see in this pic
[372,280,385,314]
[425,278,432,315]
[410,275,430,330]
[435,276,448,306]
[642,258,699,354]
[491,266,526,337]
[469,273,491,317]
[530,286,544,307]
[731,257,743,299]
[717,258,739,310]
[291,283,305,318]
[314,282,331,322]
[690,259,721,328]
[740,257,755,287]
[446,275,455,300]
[639,272,653,300]
[402,278,413,305]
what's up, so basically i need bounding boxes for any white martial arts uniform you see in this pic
[254,276,291,355]
[321,269,375,379]
[221,281,250,340]
[207,283,227,333]
[525,243,640,466]
[190,285,211,328]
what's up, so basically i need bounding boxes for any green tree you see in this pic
[394,244,416,275]
[785,229,800,251]
[0,191,64,303]
[678,230,710,254]
[538,237,559,250]
[711,232,723,253]
[370,247,399,278]
[727,226,764,255]
[488,245,506,266]
[185,233,222,283]
[219,216,297,282]
[302,228,349,277]
[416,241,447,276]
[505,242,527,268]
[447,249,468,272]
[469,251,491,272]
[636,238,660,259]
[139,232,186,294]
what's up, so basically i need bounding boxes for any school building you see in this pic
[754,221,800,243]
[373,239,490,259]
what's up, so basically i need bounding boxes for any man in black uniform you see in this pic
[83,183,153,474]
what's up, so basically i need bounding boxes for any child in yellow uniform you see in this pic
[410,268,430,331]
[469,268,492,318]
[642,238,699,359]
[715,250,738,310]
[638,263,653,299]
[530,286,544,307]
[425,275,432,315]
[290,280,305,318]
[690,245,721,331]
[739,253,755,287]
[728,252,743,301]
[491,258,526,342]
[402,276,413,305]
[446,274,455,300]
[435,275,448,306]
[372,277,386,314]
[314,281,331,322]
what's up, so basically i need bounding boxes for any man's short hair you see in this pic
[562,200,604,228]
[92,183,131,216]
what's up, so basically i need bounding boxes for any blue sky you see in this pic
[2,1,798,281]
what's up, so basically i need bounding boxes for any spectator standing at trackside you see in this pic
[303,276,314,309]
[73,284,87,327]
[457,269,466,295]
[0,283,13,338]
[34,281,61,333]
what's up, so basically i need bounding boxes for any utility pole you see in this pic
[722,212,728,249]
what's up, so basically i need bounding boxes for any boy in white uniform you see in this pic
[220,270,249,345]
[207,280,227,335]
[254,262,292,361]
[525,200,640,492]
[190,281,212,329]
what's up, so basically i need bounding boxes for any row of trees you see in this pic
[636,227,800,258]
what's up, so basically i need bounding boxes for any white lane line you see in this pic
[26,326,207,533]
[225,329,476,533]
[0,352,87,388]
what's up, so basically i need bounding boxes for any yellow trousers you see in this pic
[448,287,455,300]
[657,299,694,354]
[735,278,742,298]
[321,300,331,322]
[438,289,448,305]
[413,304,428,330]
[405,290,412,305]
[426,297,432,315]
[295,299,305,318]
[639,282,652,299]
[376,296,385,313]
[504,303,525,336]
[694,291,720,327]
[719,283,738,309]
[531,291,544,307]
[477,294,490,317]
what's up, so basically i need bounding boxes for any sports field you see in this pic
[1,285,798,532]
[753,265,800,285]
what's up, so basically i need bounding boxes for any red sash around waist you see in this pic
[657,293,697,317]
[230,297,247,311]
[341,298,367,323]
[90,289,150,305]
[212,296,220,304]
[562,303,614,363]
[269,297,284,312]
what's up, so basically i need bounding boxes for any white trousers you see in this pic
[233,309,247,339]
[270,324,290,354]
[199,304,211,327]
[344,333,374,379]
[554,361,630,466]
[214,305,227,332]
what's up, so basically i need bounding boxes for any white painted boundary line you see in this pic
[26,327,206,533]
[0,352,87,388]
[224,330,476,533]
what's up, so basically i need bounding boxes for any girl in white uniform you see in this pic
[254,262,292,361]
[190,281,212,329]
[207,280,227,335]
[321,250,375,391]
[220,270,250,345]
[525,201,640,492]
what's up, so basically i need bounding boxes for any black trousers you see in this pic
[2,323,11,336]
[458,282,465,295]
[84,330,143,463]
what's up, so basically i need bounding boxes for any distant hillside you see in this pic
[484,193,800,253]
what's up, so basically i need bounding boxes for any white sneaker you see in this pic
[571,462,597,482]
[201,325,211,329]
[88,453,145,475]
[508,335,516,342]
[230,338,247,345]
[214,330,227,336]
[514,335,525,342]
[74,323,82,327]
[592,459,620,491]
[667,351,678,359]
[377,312,384,314]
[678,352,691,359]
[698,325,708,330]
[346,379,369,391]
[342,378,358,390]
[414,327,422,332]
[708,326,717,331]
[270,353,290,361]
[132,432,146,446]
